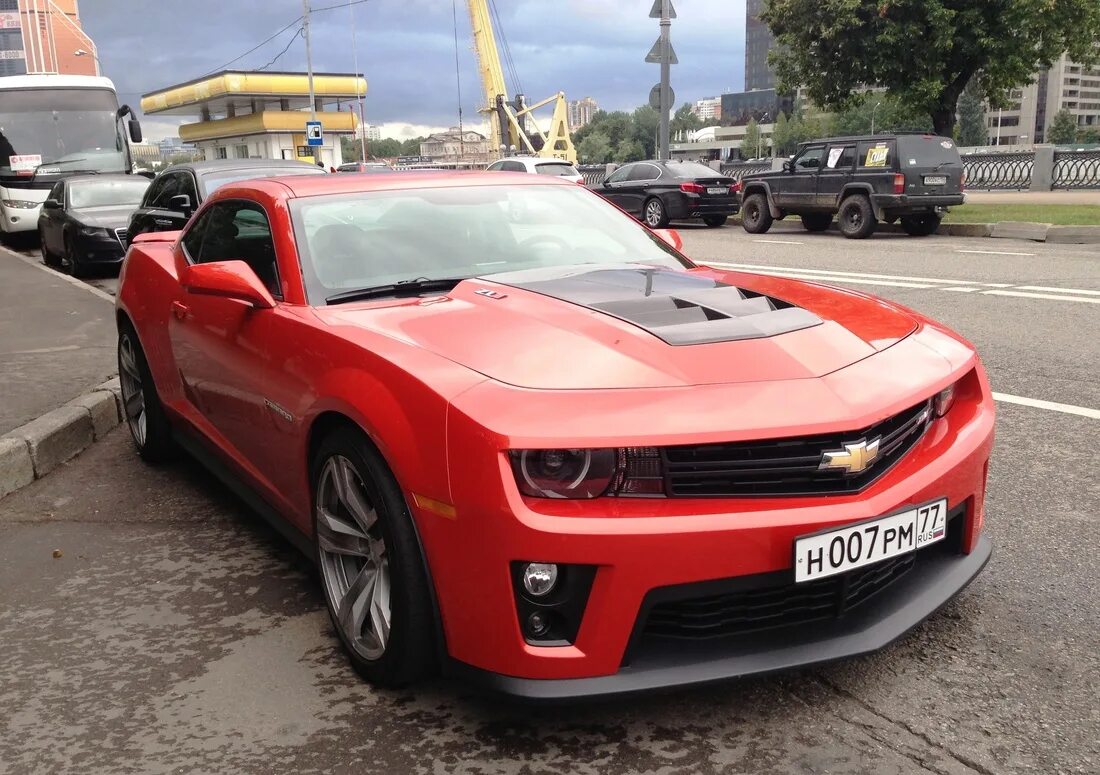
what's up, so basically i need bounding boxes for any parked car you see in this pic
[126,159,325,244]
[593,160,739,228]
[116,170,993,698]
[336,162,395,173]
[38,174,149,277]
[740,133,966,239]
[486,156,584,183]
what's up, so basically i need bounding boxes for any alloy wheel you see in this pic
[316,455,391,661]
[645,200,663,227]
[118,333,147,447]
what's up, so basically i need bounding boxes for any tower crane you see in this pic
[466,0,577,163]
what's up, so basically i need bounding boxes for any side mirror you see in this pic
[42,199,62,209]
[182,261,275,309]
[128,119,143,144]
[782,159,794,173]
[168,193,193,217]
[652,228,683,252]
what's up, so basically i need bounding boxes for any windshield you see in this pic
[534,162,579,177]
[0,88,127,180]
[290,183,691,304]
[202,166,325,193]
[69,179,149,209]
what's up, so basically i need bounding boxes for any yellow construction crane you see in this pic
[466,0,576,163]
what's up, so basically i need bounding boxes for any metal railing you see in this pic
[1052,150,1100,189]
[577,164,609,186]
[961,152,1034,190]
[719,161,772,180]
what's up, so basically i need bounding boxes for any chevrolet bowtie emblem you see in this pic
[820,437,881,474]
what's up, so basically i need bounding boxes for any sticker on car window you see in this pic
[941,140,954,149]
[909,158,917,165]
[826,148,844,168]
[864,145,889,167]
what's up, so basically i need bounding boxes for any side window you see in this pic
[337,163,356,172]
[825,145,856,169]
[628,163,659,182]
[195,201,281,298]
[858,141,892,168]
[605,165,632,184]
[502,160,526,172]
[181,207,211,261]
[794,146,825,172]
[48,181,64,203]
[151,174,180,207]
[176,173,198,205]
[485,161,504,172]
[142,175,165,207]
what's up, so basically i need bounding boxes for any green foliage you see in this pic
[762,0,1100,135]
[831,94,933,136]
[1048,109,1079,144]
[632,105,660,158]
[369,138,403,158]
[614,139,645,164]
[1077,127,1100,144]
[577,132,613,164]
[740,119,762,160]
[399,137,426,155]
[672,103,702,136]
[770,111,836,156]
[956,79,988,147]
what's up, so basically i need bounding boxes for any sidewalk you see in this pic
[965,190,1100,205]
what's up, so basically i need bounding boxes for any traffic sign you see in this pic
[645,38,678,64]
[306,120,323,147]
[649,83,675,110]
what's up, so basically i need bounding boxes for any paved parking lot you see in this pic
[1,227,1098,773]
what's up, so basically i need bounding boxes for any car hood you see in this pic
[315,264,920,390]
[70,206,134,229]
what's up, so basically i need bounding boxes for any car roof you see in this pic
[214,170,577,200]
[63,173,145,184]
[164,159,323,175]
[498,157,576,165]
[799,133,946,144]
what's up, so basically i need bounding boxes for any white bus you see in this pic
[0,74,142,235]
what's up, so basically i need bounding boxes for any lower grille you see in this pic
[115,227,128,248]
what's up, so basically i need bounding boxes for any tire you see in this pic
[837,195,877,239]
[643,197,670,228]
[63,234,89,278]
[740,193,773,234]
[40,228,61,268]
[312,426,436,687]
[800,213,832,232]
[702,215,728,228]
[117,321,175,462]
[900,213,941,237]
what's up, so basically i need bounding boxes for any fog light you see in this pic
[522,562,558,597]
[527,611,550,637]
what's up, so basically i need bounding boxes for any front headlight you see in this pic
[79,225,111,238]
[2,199,39,209]
[510,447,665,499]
[933,383,957,417]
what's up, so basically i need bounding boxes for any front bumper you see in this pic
[73,233,126,265]
[1,205,42,233]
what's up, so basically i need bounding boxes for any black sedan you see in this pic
[38,174,150,277]
[593,160,739,228]
[126,158,325,243]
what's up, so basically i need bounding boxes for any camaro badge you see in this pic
[819,437,881,474]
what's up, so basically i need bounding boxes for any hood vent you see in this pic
[487,265,822,345]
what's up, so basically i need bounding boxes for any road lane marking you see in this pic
[957,249,1035,256]
[752,239,805,245]
[708,261,1006,287]
[981,289,1100,304]
[1015,285,1100,296]
[718,266,935,289]
[993,393,1100,420]
[941,287,982,292]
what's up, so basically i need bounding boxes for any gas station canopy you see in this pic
[140,70,367,117]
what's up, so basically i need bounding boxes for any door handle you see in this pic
[171,301,190,320]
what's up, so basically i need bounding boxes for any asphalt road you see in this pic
[1,227,1098,774]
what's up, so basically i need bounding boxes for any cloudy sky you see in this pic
[80,0,747,141]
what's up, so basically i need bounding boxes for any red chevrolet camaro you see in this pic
[115,171,993,699]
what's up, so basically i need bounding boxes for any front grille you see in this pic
[636,506,964,645]
[663,399,932,497]
[114,227,128,248]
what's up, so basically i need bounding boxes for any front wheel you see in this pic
[837,196,877,239]
[313,427,436,687]
[900,213,941,236]
[40,228,61,267]
[63,234,89,278]
[117,322,175,462]
[643,197,670,228]
[702,215,728,228]
[740,193,773,234]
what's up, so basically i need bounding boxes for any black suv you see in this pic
[739,134,965,239]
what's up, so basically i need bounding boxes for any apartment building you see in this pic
[568,97,599,130]
[0,0,97,77]
[692,97,721,121]
[987,52,1100,144]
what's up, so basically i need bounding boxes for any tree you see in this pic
[1078,127,1100,145]
[956,79,988,147]
[632,105,660,158]
[671,103,702,136]
[614,139,645,164]
[831,94,932,136]
[370,138,402,158]
[398,137,426,156]
[576,132,612,164]
[762,0,1100,136]
[771,112,792,156]
[1049,109,1079,144]
[740,119,762,160]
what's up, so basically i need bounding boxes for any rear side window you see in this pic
[858,141,894,168]
[628,163,660,181]
[534,162,579,176]
[825,145,856,169]
[897,136,962,168]
[501,160,527,172]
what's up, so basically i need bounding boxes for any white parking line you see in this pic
[707,261,1005,287]
[993,393,1100,420]
[957,249,1036,257]
[983,289,1100,304]
[752,239,805,245]
[1015,285,1100,296]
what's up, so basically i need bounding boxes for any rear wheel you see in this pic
[313,427,436,687]
[741,193,773,234]
[643,197,669,228]
[900,213,942,236]
[702,215,728,228]
[838,195,876,239]
[800,213,833,232]
[117,321,175,462]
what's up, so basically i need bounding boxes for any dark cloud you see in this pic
[80,0,745,137]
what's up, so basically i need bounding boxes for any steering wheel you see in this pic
[517,234,570,253]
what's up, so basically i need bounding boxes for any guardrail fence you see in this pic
[1052,150,1100,190]
[962,148,1100,191]
[961,152,1034,190]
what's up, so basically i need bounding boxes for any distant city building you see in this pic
[420,128,490,164]
[568,97,599,129]
[720,88,793,127]
[986,52,1100,145]
[0,0,98,77]
[355,123,382,142]
[744,0,776,91]
[692,97,722,121]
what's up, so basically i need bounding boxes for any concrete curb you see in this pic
[725,216,1094,242]
[0,376,122,499]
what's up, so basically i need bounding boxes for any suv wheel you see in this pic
[838,195,876,239]
[741,193,773,234]
[800,213,832,233]
[644,197,669,228]
[900,214,941,237]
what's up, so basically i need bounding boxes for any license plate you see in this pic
[707,187,727,195]
[923,175,947,186]
[794,498,948,583]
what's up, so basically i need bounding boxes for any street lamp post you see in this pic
[759,111,770,158]
[871,100,882,135]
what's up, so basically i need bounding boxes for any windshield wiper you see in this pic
[325,277,466,305]
[35,157,89,170]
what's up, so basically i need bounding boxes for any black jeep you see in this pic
[739,133,965,239]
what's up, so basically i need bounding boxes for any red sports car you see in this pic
[115,172,993,699]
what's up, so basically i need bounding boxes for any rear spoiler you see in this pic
[131,231,181,245]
